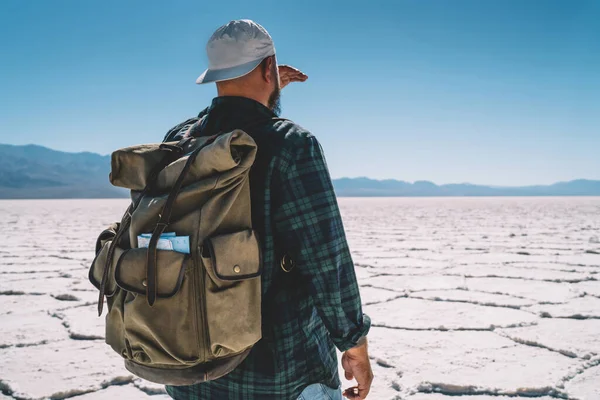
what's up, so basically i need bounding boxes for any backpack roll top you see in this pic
[152,130,257,193]
[109,129,257,192]
[110,143,173,191]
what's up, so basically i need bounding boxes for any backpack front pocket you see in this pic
[202,230,262,358]
[114,248,202,366]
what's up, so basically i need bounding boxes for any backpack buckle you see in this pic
[280,254,295,273]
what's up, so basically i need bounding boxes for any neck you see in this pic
[216,86,270,109]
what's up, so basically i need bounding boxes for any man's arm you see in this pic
[273,135,371,350]
[272,135,373,398]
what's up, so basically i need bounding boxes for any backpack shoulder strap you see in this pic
[162,117,201,143]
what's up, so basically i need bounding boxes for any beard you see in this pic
[268,84,281,116]
[267,61,282,115]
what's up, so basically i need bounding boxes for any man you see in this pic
[165,20,373,400]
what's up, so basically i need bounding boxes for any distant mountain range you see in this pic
[1,144,599,199]
[333,177,600,197]
[0,144,125,199]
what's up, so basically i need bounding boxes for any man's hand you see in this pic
[341,337,373,399]
[278,65,307,89]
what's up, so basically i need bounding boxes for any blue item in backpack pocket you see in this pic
[137,233,190,254]
[165,236,190,254]
[140,232,176,238]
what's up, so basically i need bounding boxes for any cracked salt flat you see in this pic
[365,327,582,398]
[365,297,537,330]
[408,395,556,400]
[575,280,600,297]
[0,312,69,348]
[551,254,600,267]
[454,252,570,265]
[69,385,170,399]
[361,264,446,277]
[1,271,61,282]
[353,265,376,280]
[496,319,600,359]
[358,286,405,305]
[1,197,599,399]
[407,289,534,308]
[445,264,594,282]
[132,378,170,395]
[363,274,466,292]
[0,276,83,295]
[354,256,450,270]
[565,365,600,399]
[0,340,132,399]
[52,305,106,340]
[0,294,73,315]
[525,296,600,319]
[508,261,600,273]
[463,276,578,303]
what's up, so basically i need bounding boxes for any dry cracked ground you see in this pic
[1,198,599,400]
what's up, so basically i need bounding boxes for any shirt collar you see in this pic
[209,96,275,117]
[196,96,276,137]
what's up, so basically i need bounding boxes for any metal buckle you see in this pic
[280,254,295,273]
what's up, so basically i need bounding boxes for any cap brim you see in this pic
[196,58,264,84]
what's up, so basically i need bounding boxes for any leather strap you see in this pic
[145,135,217,305]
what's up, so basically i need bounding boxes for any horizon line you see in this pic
[1,142,599,188]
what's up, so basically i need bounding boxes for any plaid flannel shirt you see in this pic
[165,97,370,399]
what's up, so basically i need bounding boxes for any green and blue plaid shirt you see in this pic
[165,97,370,399]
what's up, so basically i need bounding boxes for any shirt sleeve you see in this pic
[272,135,371,352]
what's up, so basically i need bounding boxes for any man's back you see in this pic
[164,96,370,399]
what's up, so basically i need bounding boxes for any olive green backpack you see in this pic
[89,119,275,385]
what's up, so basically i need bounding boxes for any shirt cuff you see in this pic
[332,314,372,352]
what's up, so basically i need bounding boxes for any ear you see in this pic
[261,56,276,84]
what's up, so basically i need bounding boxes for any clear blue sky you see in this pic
[0,0,598,186]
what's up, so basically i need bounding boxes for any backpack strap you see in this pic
[162,117,200,142]
[145,135,217,305]
[96,138,189,316]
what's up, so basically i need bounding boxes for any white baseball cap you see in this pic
[196,19,276,84]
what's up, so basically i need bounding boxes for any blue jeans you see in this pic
[297,383,343,400]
